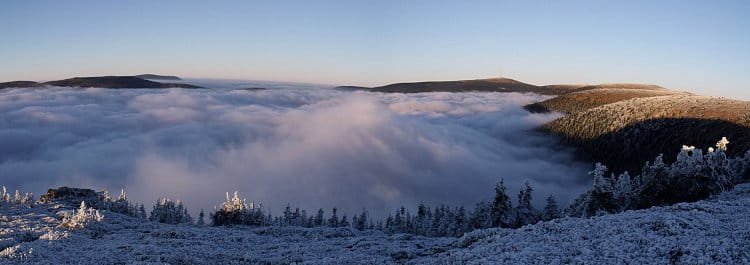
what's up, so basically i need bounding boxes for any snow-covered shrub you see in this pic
[60,201,104,229]
[211,191,265,226]
[149,198,193,224]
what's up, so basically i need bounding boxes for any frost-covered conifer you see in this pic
[469,201,492,229]
[197,209,206,225]
[591,163,612,193]
[491,179,513,228]
[328,208,339,227]
[542,195,561,221]
[314,208,324,227]
[1,186,10,203]
[515,182,538,227]
[614,171,632,206]
[716,137,729,151]
[102,190,111,203]
[20,192,33,207]
[282,204,293,226]
[454,206,467,236]
[340,215,349,227]
[354,209,368,230]
[139,204,147,219]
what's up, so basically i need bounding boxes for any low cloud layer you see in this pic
[0,83,591,217]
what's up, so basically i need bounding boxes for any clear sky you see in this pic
[1,0,748,99]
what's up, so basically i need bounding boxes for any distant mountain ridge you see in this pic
[0,75,201,89]
[0,81,45,89]
[337,78,571,95]
[46,76,201,89]
[339,79,668,96]
[135,74,182,80]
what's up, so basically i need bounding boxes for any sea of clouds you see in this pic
[0,81,591,217]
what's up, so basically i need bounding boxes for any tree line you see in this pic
[4,137,748,238]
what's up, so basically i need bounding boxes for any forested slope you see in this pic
[540,94,750,173]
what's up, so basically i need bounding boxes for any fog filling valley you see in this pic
[0,81,592,217]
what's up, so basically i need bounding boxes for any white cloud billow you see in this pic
[0,83,590,217]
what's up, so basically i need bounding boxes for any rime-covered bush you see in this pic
[568,137,748,217]
[149,198,193,224]
[60,201,104,229]
[0,186,34,208]
[211,191,266,226]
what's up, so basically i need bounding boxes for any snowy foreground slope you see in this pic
[2,184,750,264]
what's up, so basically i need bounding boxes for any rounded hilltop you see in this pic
[0,75,201,89]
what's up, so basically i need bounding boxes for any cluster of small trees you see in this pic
[149,198,193,224]
[203,179,559,237]
[60,201,104,229]
[377,180,561,237]
[0,186,34,208]
[99,190,193,225]
[210,192,264,226]
[567,137,749,217]
[99,189,147,219]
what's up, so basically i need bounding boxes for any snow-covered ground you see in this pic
[2,183,750,264]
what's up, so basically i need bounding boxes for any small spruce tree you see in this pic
[491,178,513,228]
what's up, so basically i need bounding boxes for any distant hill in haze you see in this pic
[0,76,203,89]
[1,75,201,89]
[337,80,666,96]
[0,81,46,89]
[337,78,568,95]
[135,74,183,80]
[46,76,202,89]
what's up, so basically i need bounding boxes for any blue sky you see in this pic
[1,0,748,98]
